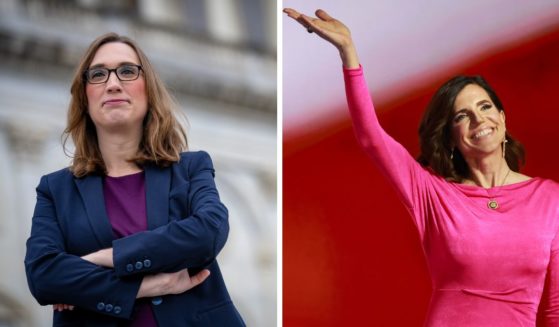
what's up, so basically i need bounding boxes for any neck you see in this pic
[97,128,143,177]
[463,153,510,188]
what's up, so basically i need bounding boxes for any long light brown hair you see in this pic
[63,32,187,177]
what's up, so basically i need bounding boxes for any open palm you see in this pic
[283,8,352,51]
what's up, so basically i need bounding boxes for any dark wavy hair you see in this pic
[417,75,525,182]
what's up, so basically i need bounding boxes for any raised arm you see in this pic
[284,8,427,211]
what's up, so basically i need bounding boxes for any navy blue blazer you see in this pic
[25,151,245,326]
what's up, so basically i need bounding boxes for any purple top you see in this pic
[103,172,158,327]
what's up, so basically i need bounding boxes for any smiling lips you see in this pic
[472,127,494,140]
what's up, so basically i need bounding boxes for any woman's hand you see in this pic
[53,304,74,311]
[137,268,210,298]
[51,249,115,312]
[283,8,360,68]
[51,268,209,311]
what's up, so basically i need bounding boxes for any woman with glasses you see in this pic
[284,8,559,326]
[24,33,245,326]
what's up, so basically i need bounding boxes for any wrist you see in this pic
[137,277,148,298]
[339,44,360,69]
[97,248,114,267]
[137,275,160,298]
[82,248,114,268]
[137,274,171,299]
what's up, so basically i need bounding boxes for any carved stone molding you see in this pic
[0,291,29,327]
[0,120,50,161]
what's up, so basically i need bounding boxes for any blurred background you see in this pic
[0,0,276,326]
[283,0,559,326]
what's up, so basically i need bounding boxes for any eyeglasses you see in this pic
[83,64,143,84]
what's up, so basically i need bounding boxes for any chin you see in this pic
[467,147,501,158]
[96,119,137,132]
[105,113,138,125]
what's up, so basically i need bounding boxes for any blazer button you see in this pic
[143,259,152,268]
[135,261,143,270]
[113,306,122,315]
[151,297,163,305]
[105,304,113,312]
[126,264,134,272]
[97,302,105,311]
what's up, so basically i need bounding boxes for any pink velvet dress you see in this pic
[343,66,559,326]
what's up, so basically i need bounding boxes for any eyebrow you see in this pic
[89,61,139,69]
[454,99,492,114]
[475,99,491,106]
[453,109,468,118]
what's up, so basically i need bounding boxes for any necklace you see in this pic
[487,168,511,210]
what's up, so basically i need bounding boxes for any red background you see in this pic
[284,26,559,326]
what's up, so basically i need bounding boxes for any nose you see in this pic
[105,71,122,93]
[471,110,485,126]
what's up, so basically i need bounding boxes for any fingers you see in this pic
[140,268,211,296]
[284,8,334,22]
[53,304,74,311]
[189,269,211,288]
[284,8,314,32]
[297,15,320,33]
[177,268,190,279]
[315,9,334,21]
[283,8,301,19]
[286,10,330,36]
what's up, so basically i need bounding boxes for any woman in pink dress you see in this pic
[284,8,559,326]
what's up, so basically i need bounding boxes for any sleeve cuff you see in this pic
[343,64,363,76]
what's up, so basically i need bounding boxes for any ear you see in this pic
[500,110,506,122]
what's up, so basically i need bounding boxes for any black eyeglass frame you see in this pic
[83,64,143,84]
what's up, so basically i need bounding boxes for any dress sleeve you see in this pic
[537,230,559,325]
[24,176,142,319]
[344,66,429,230]
[112,151,229,277]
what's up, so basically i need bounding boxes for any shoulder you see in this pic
[520,177,559,202]
[173,150,216,178]
[39,167,74,185]
[44,166,73,178]
[178,150,212,162]
[177,150,214,168]
[536,177,559,191]
[508,171,532,184]
[34,167,75,196]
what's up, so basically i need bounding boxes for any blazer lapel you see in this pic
[74,175,114,248]
[144,164,171,230]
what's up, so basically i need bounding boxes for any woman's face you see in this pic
[450,84,506,160]
[85,42,148,133]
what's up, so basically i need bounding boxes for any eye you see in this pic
[481,104,492,111]
[88,68,107,80]
[453,113,467,123]
[118,65,137,76]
